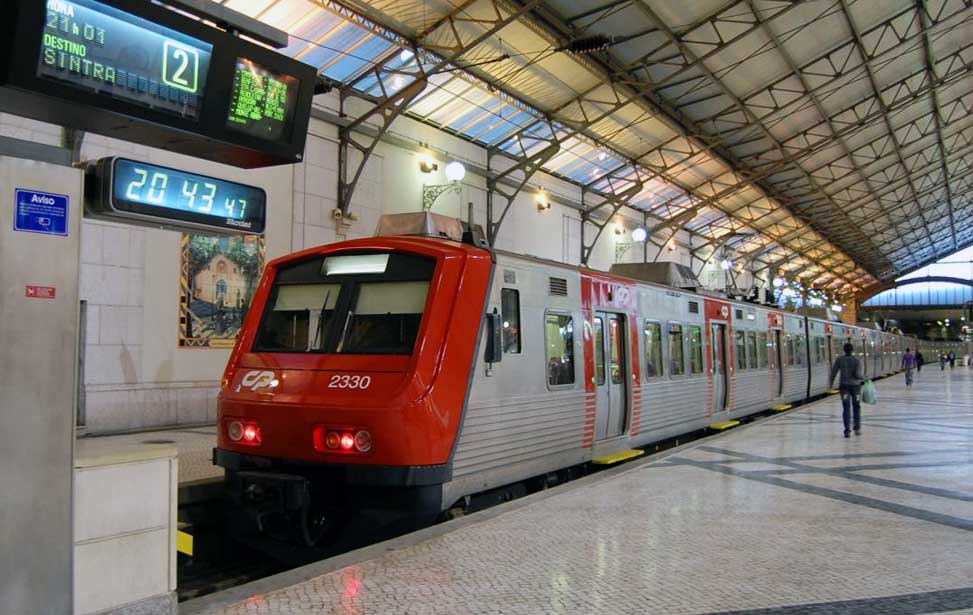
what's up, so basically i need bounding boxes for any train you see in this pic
[214,213,915,543]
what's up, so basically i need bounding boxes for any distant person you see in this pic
[830,342,864,438]
[902,348,916,387]
[948,352,956,369]
[915,350,924,372]
[941,353,947,370]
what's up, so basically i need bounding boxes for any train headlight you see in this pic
[226,419,261,446]
[228,421,243,441]
[314,426,372,454]
[354,430,372,453]
[324,431,341,449]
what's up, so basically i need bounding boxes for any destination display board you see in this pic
[86,157,266,234]
[1,0,315,168]
[38,0,214,119]
[227,58,300,141]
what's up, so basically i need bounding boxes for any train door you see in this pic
[773,329,784,397]
[711,322,729,415]
[593,312,628,440]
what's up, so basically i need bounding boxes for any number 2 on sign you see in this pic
[328,375,371,389]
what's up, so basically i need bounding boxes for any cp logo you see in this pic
[237,370,277,392]
[720,306,729,318]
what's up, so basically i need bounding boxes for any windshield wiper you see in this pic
[335,309,354,353]
[309,290,331,351]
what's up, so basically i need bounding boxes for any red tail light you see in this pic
[313,426,372,454]
[226,419,261,446]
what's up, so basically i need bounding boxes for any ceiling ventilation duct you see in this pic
[375,212,488,247]
[609,262,701,292]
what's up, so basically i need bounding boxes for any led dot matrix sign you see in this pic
[1,0,316,168]
[86,157,266,235]
[37,0,213,119]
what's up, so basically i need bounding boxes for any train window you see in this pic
[668,323,684,376]
[609,319,623,385]
[747,332,758,369]
[255,283,341,351]
[545,313,575,386]
[339,281,430,354]
[734,330,746,370]
[794,335,805,366]
[688,325,704,374]
[256,252,436,354]
[786,335,795,366]
[757,332,768,368]
[644,321,663,378]
[501,288,521,353]
[593,317,605,385]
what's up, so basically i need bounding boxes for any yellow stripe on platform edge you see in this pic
[592,449,645,465]
[709,420,740,430]
[177,530,193,557]
[771,403,793,411]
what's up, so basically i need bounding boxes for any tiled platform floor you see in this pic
[188,367,973,615]
[78,425,222,484]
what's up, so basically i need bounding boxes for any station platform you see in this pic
[78,425,222,485]
[185,367,973,615]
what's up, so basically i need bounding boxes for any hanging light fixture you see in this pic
[444,161,466,182]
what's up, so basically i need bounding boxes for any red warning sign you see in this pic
[25,285,56,299]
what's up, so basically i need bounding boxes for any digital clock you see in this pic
[85,157,266,235]
[1,0,316,168]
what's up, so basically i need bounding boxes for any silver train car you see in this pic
[449,249,910,503]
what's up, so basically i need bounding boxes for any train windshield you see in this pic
[254,252,436,355]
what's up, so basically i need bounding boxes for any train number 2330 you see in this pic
[328,374,372,389]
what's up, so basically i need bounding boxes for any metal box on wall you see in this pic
[0,157,81,614]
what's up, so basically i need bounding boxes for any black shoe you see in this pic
[844,431,851,438]
[854,430,861,436]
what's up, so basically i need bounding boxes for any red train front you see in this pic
[215,230,493,542]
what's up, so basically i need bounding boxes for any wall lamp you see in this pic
[418,154,438,174]
[536,191,551,211]
[422,160,465,211]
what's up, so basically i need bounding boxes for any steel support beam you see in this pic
[331,0,541,214]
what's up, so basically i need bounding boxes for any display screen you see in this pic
[110,158,265,232]
[226,58,300,141]
[37,0,213,119]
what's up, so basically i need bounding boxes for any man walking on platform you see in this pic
[902,348,916,387]
[831,342,865,438]
[916,350,924,372]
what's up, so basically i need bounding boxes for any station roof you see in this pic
[214,0,973,298]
